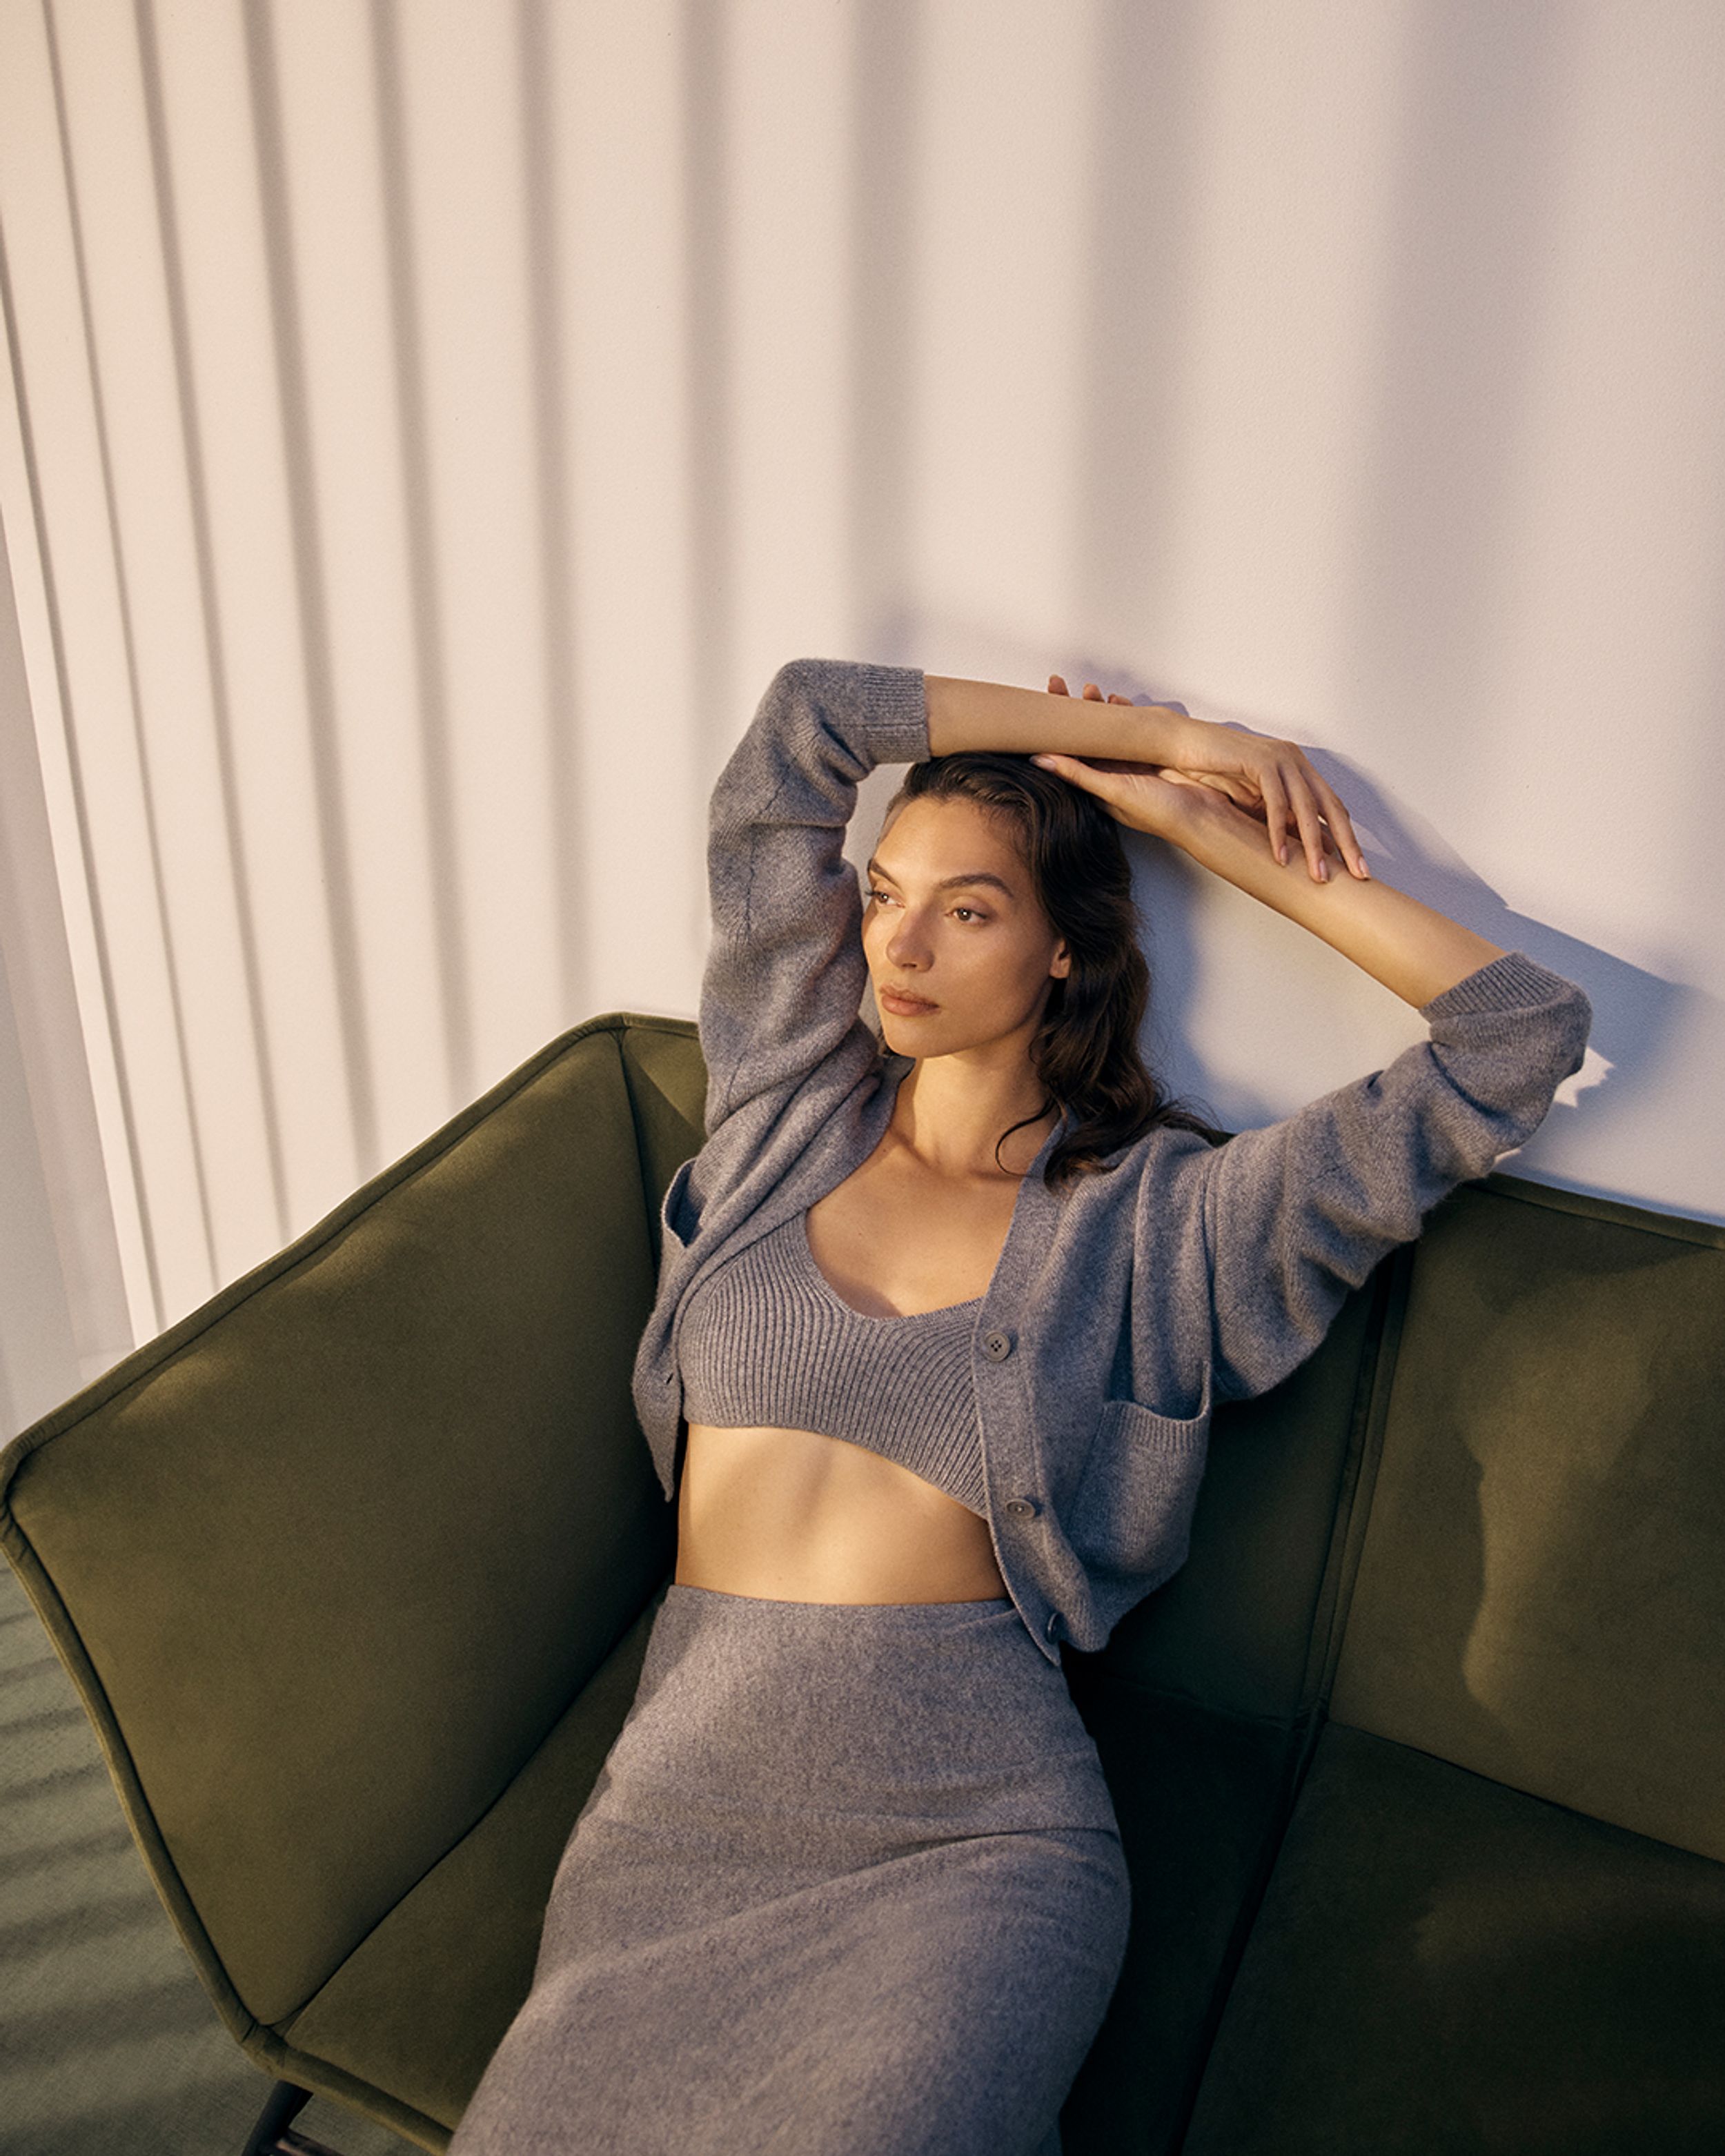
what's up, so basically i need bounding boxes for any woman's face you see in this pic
[862,795,1071,1060]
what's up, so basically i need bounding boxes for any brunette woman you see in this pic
[449,660,1590,2156]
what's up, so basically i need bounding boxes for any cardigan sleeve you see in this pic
[698,657,929,1137]
[1194,950,1593,1404]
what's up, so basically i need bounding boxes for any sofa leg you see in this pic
[241,2081,350,2156]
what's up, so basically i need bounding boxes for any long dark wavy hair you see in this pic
[878,753,1234,1190]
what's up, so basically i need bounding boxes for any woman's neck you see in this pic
[888,1055,1057,1182]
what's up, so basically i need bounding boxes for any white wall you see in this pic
[1,0,1721,1419]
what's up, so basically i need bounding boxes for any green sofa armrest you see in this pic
[0,1012,701,2050]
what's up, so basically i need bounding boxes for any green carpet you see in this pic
[0,1558,419,2155]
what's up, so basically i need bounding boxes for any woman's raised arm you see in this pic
[698,657,927,1137]
[1019,682,1594,1403]
[929,672,1377,896]
[1064,764,1512,1007]
[1015,677,1506,1007]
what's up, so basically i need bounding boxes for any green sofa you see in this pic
[3,1011,1722,2156]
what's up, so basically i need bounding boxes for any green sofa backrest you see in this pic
[1332,1178,1724,1856]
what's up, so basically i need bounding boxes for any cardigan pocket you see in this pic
[1064,1396,1212,1586]
[660,1156,700,1252]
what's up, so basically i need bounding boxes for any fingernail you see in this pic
[1318,859,1329,881]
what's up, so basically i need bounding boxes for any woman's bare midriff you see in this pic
[670,1089,1057,1607]
[673,1421,1009,1603]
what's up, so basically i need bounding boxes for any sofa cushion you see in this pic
[1330,1177,1725,1860]
[270,1588,667,2149]
[1180,1721,1725,2155]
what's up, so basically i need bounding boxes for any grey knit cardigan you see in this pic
[631,658,1594,1667]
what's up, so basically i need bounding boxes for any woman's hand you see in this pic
[1038,674,1369,884]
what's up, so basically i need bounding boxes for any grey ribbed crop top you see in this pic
[676,1209,987,1516]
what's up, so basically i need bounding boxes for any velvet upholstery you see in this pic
[2,1011,1719,2155]
[1180,1723,1725,2156]
[278,1588,669,2144]
[1328,1180,1725,1860]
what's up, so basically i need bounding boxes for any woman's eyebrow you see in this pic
[865,858,1016,898]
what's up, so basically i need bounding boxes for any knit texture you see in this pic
[678,1210,987,1516]
[446,1588,1126,2155]
[631,657,1597,1665]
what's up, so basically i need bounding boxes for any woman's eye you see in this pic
[953,907,986,923]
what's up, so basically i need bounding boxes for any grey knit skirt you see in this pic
[448,1583,1131,2156]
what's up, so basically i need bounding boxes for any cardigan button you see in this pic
[1045,1610,1063,1641]
[983,1329,1015,1362]
[1004,1496,1038,1520]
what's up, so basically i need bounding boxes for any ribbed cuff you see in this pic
[1420,949,1573,1018]
[852,662,929,765]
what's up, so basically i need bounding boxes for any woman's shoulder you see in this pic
[1042,1115,1229,1233]
[686,1027,903,1208]
[1065,1107,1233,1178]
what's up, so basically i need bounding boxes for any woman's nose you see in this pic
[886,911,931,967]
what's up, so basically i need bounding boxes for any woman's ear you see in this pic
[1050,941,1072,980]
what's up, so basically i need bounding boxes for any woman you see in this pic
[450,659,1592,2155]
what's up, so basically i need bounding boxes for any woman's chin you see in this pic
[879,1010,941,1054]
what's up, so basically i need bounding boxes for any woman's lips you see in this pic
[878,987,938,1016]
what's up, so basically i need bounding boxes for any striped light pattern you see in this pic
[2,0,1722,1390]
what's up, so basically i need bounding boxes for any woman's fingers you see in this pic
[1292,770,1334,881]
[1041,685,1372,882]
[1029,751,1130,824]
[1032,750,1101,790]
[1254,749,1366,883]
[1047,672,1134,707]
[1258,764,1293,868]
[1310,771,1369,878]
[1281,755,1369,881]
[1271,762,1316,877]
